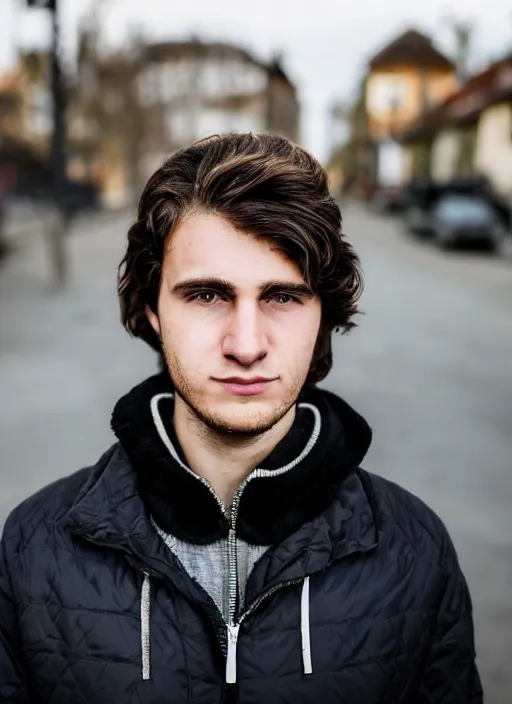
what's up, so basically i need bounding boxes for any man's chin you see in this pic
[195,397,294,437]
[205,407,278,436]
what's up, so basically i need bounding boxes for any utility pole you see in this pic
[441,12,473,85]
[26,0,68,286]
[329,100,347,153]
[453,20,472,84]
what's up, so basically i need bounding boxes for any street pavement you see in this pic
[0,209,156,521]
[0,200,511,703]
[325,200,512,704]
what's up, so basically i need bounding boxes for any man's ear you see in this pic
[145,304,161,337]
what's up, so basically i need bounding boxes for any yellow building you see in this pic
[334,28,458,195]
[365,28,458,140]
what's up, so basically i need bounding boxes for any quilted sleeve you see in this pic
[417,533,483,703]
[0,512,32,703]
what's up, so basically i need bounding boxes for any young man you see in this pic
[0,133,482,703]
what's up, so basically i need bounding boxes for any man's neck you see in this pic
[172,398,296,512]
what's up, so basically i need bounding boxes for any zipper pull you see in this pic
[226,623,240,684]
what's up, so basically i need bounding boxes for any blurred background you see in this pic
[0,1,511,702]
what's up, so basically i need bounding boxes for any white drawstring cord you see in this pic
[301,577,313,675]
[141,573,151,681]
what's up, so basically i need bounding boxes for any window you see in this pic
[168,108,192,144]
[367,74,408,114]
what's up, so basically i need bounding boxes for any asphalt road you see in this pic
[324,200,512,704]
[0,201,511,702]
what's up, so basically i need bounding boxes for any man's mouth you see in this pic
[213,376,277,397]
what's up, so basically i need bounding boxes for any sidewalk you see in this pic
[0,209,156,527]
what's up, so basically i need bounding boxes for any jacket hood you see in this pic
[111,373,372,546]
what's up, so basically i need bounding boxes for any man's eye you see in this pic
[272,293,297,305]
[192,291,219,304]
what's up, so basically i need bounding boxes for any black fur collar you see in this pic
[111,374,372,546]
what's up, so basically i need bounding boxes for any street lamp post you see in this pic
[26,0,68,285]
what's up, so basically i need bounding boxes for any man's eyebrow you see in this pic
[171,277,314,298]
[172,278,235,296]
[259,280,315,298]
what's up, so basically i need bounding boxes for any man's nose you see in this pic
[221,302,268,367]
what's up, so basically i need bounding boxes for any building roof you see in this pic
[401,53,512,142]
[143,39,253,65]
[142,39,295,85]
[369,28,455,71]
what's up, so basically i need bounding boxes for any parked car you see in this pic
[430,194,505,250]
[402,177,511,242]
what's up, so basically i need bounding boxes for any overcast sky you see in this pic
[2,0,512,161]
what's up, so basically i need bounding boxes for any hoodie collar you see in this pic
[109,373,373,547]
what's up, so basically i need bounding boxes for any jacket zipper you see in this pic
[225,479,246,677]
[224,472,311,684]
[225,401,321,631]
[226,576,305,684]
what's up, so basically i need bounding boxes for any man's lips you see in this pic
[217,377,275,385]
[213,377,277,396]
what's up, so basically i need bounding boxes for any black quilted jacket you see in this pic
[0,376,483,703]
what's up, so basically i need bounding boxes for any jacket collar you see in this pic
[109,373,374,547]
[61,443,378,597]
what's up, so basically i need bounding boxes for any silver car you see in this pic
[431,195,506,251]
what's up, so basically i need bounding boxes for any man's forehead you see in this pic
[167,212,266,253]
[164,212,305,283]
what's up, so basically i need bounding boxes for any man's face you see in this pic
[147,211,322,435]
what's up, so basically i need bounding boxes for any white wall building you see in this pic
[430,129,461,183]
[474,103,512,198]
[137,41,299,182]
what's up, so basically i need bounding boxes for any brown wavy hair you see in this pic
[118,132,363,386]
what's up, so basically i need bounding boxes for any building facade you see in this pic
[75,37,300,208]
[0,36,300,209]
[400,54,512,200]
[331,28,457,195]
